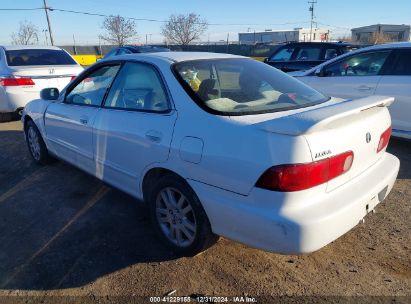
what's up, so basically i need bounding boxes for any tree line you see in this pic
[11,13,208,46]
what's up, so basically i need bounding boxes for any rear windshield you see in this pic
[173,58,329,115]
[6,49,77,66]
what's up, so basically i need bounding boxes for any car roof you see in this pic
[281,42,357,47]
[123,45,170,51]
[0,45,63,51]
[299,42,411,76]
[111,51,245,63]
[357,41,411,50]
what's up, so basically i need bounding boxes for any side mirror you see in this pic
[40,88,60,100]
[263,58,269,63]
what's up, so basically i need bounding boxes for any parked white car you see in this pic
[294,42,411,139]
[0,45,83,122]
[22,52,399,256]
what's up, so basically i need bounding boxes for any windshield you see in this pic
[173,58,329,115]
[6,49,77,66]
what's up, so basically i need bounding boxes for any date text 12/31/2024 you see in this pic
[149,296,257,303]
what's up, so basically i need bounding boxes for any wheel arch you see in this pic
[22,114,33,130]
[141,167,187,203]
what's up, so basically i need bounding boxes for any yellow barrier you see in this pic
[72,55,102,66]
[72,54,266,66]
[251,57,267,61]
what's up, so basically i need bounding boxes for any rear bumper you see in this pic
[0,87,40,113]
[0,77,72,113]
[0,87,12,112]
[189,153,400,254]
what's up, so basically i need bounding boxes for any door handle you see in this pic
[145,130,162,143]
[357,85,373,91]
[79,116,88,125]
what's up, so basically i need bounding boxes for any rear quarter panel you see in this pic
[171,115,313,195]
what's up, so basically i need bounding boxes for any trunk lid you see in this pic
[8,65,83,92]
[256,96,394,192]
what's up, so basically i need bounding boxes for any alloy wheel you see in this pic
[155,187,197,247]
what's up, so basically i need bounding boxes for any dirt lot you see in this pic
[0,120,410,303]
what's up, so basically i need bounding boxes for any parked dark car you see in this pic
[264,42,360,72]
[103,45,171,59]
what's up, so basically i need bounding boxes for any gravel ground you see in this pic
[0,120,409,303]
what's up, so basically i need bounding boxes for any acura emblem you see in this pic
[366,132,371,143]
[49,68,55,74]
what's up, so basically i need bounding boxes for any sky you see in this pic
[0,0,410,45]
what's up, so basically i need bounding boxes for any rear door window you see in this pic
[6,49,77,66]
[104,62,170,112]
[269,47,295,61]
[386,49,411,75]
[294,47,321,61]
[342,46,359,53]
[324,48,339,60]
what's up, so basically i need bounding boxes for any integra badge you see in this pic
[315,150,332,159]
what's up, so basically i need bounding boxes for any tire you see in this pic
[25,120,52,165]
[147,174,219,256]
[0,112,13,123]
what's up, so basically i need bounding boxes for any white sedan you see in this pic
[22,52,399,256]
[0,45,83,122]
[293,42,411,140]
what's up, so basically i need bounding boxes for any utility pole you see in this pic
[73,34,77,55]
[308,0,317,42]
[42,29,48,45]
[98,36,102,56]
[43,0,54,45]
[145,34,152,45]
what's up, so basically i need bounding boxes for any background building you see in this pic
[238,28,330,44]
[351,24,411,43]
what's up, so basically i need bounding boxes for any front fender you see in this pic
[22,99,52,139]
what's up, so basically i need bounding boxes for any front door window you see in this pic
[65,65,121,106]
[324,51,391,77]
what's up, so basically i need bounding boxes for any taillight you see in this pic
[256,151,354,192]
[377,127,391,153]
[70,76,76,81]
[0,77,35,86]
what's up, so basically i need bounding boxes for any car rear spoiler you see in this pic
[257,96,394,136]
